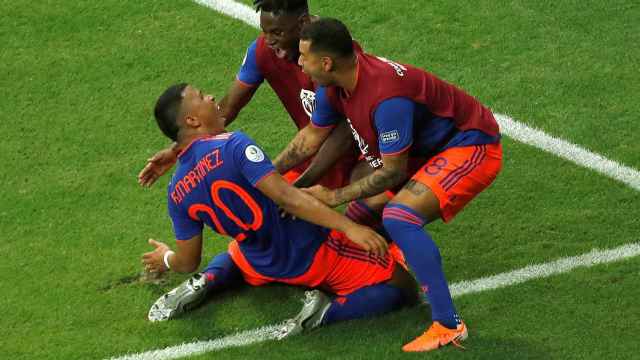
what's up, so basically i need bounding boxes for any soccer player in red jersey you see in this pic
[275,18,503,352]
[138,0,360,190]
[141,83,417,336]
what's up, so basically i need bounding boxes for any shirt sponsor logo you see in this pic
[300,89,316,118]
[380,130,400,144]
[245,145,265,163]
[346,118,383,169]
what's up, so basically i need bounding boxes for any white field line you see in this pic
[495,114,640,191]
[109,241,640,360]
[109,324,283,360]
[450,242,640,296]
[193,0,259,28]
[195,0,640,192]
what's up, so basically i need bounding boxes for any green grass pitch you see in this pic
[1,0,639,359]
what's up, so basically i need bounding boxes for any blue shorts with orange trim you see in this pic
[227,231,406,296]
[411,143,503,222]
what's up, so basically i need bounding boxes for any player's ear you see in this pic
[298,13,310,27]
[183,115,200,129]
[321,56,334,72]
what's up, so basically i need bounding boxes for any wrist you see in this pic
[169,142,181,154]
[163,250,175,270]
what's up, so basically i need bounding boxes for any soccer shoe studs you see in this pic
[402,321,468,352]
[276,290,332,340]
[148,273,208,322]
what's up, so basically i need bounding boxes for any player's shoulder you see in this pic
[193,132,235,146]
[218,131,258,152]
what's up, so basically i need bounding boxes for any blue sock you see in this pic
[202,252,243,292]
[345,200,392,241]
[382,203,460,329]
[322,284,407,325]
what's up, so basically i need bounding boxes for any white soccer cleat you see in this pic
[276,290,332,340]
[148,273,208,322]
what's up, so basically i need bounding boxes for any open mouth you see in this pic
[269,45,288,59]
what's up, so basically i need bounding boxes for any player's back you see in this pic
[168,132,329,278]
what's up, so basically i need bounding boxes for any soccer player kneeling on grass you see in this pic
[140,83,417,338]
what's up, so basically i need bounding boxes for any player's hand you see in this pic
[142,239,171,273]
[138,148,178,187]
[344,224,388,256]
[302,185,339,207]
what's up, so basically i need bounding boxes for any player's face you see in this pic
[181,85,224,133]
[260,11,303,61]
[298,40,333,86]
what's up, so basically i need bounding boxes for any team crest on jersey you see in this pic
[299,89,316,118]
[380,130,400,144]
[245,145,265,163]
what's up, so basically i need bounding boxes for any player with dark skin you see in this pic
[138,0,359,190]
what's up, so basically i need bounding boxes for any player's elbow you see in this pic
[386,168,408,188]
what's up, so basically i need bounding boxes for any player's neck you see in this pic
[336,55,359,94]
[176,129,223,151]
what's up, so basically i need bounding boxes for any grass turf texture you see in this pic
[1,0,638,359]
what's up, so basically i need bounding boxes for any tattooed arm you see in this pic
[273,124,333,174]
[304,152,409,207]
[293,121,354,188]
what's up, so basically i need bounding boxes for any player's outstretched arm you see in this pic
[142,235,203,273]
[273,124,333,175]
[218,80,259,127]
[138,143,180,187]
[257,172,388,255]
[293,120,354,188]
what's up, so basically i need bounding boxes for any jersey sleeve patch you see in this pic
[245,145,265,163]
[230,132,276,186]
[374,97,415,155]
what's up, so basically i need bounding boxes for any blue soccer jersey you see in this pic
[167,132,329,278]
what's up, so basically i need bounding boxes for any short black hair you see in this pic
[154,83,188,141]
[300,18,354,58]
[253,0,308,16]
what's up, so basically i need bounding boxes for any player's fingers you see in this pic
[356,238,373,252]
[138,169,149,183]
[148,153,164,163]
[367,239,381,256]
[375,234,388,254]
[138,174,150,186]
[148,239,161,248]
[142,175,158,187]
[368,236,386,256]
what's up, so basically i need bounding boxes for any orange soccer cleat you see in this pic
[402,321,468,352]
